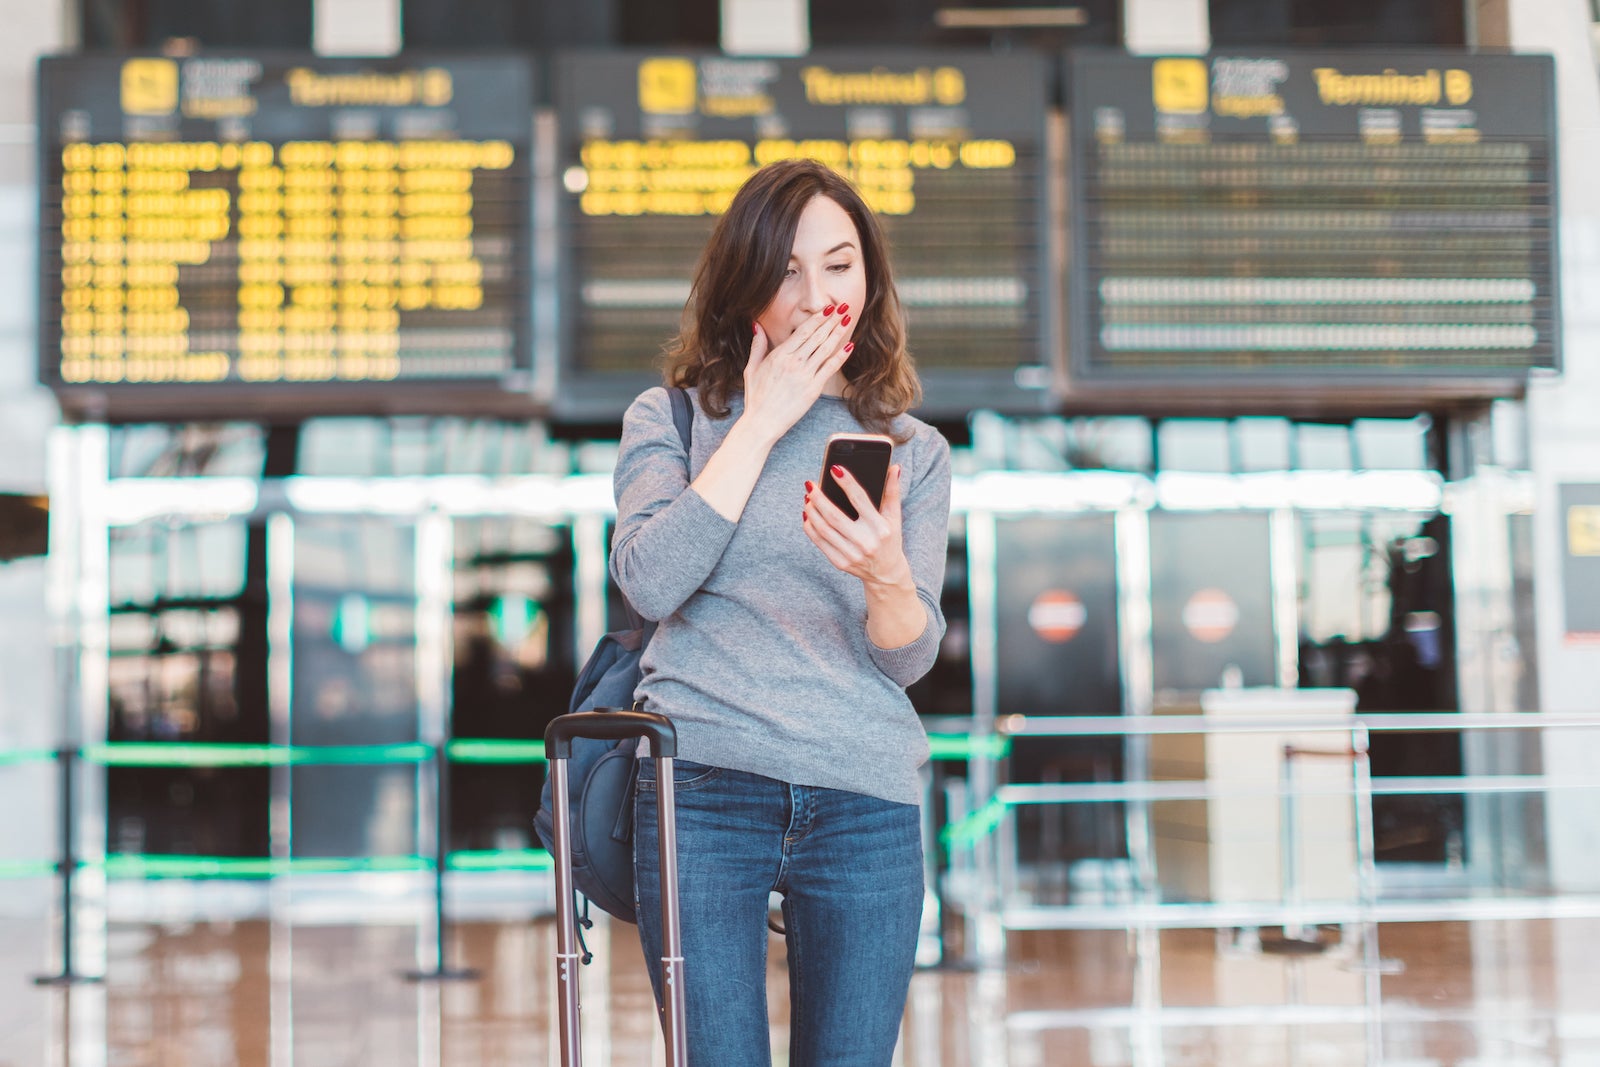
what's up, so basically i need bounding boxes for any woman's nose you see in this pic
[801,272,832,314]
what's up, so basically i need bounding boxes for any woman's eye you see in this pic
[827,262,852,273]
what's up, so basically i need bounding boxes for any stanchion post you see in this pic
[1264,744,1323,954]
[1346,724,1402,976]
[403,740,479,982]
[1282,744,1302,939]
[33,745,102,986]
[914,753,979,972]
[914,762,945,970]
[971,734,1007,972]
[942,776,978,968]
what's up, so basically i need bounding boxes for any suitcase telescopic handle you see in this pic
[545,709,678,760]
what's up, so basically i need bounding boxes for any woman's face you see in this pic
[754,194,868,347]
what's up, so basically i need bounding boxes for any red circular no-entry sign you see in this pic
[1028,590,1086,643]
[1182,588,1239,644]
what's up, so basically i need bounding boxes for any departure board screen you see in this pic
[38,55,534,419]
[554,50,1051,421]
[1067,51,1559,404]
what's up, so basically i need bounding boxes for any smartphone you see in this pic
[819,433,894,521]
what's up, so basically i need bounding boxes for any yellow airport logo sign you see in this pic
[639,57,697,115]
[1152,57,1208,114]
[121,58,179,116]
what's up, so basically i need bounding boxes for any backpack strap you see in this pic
[618,386,695,640]
[668,385,693,453]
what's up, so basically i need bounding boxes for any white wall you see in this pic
[722,0,809,55]
[0,23,61,495]
[0,0,65,895]
[1509,0,1600,891]
[1123,0,1210,54]
[314,0,399,55]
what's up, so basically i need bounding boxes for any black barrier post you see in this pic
[34,746,102,985]
[403,740,479,982]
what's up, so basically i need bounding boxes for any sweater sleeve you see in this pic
[610,387,739,621]
[866,427,951,686]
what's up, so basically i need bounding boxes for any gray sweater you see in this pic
[611,386,951,806]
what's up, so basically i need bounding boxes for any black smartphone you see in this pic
[819,433,893,521]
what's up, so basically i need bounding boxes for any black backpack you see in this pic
[533,386,693,923]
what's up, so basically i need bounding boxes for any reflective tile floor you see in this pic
[3,910,1600,1066]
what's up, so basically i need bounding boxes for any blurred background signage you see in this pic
[1562,484,1600,639]
[38,54,536,420]
[1066,50,1560,411]
[553,49,1052,422]
[35,48,1559,426]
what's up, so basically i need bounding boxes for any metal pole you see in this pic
[1281,744,1300,940]
[1115,506,1156,912]
[403,741,478,982]
[549,757,583,1065]
[1352,725,1379,966]
[1347,724,1402,980]
[915,761,947,969]
[34,745,101,985]
[39,425,108,986]
[656,759,688,1067]
[1264,745,1322,954]
[965,511,1006,970]
[1349,724,1390,1064]
[942,776,978,970]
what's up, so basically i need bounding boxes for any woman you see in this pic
[610,157,951,1066]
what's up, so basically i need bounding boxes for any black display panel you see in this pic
[995,515,1122,719]
[553,50,1052,422]
[38,54,535,420]
[1067,51,1560,408]
[1148,511,1275,692]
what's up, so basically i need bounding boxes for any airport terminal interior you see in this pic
[3,0,1600,1063]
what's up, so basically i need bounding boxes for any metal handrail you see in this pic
[998,772,1600,806]
[999,710,1600,737]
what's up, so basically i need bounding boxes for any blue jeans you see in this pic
[633,759,923,1067]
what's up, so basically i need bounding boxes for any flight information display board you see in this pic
[554,50,1051,422]
[1067,51,1559,407]
[38,55,534,420]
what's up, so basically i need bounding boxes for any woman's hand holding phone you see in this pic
[742,308,853,443]
[803,462,913,592]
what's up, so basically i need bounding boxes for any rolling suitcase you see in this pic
[544,709,688,1067]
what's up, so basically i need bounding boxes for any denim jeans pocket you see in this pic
[635,757,721,791]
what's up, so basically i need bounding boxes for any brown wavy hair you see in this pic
[663,159,921,438]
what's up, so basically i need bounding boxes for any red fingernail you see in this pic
[823,304,835,316]
[837,304,849,314]
[831,464,845,478]
[802,511,808,523]
[805,481,814,492]
[843,341,854,354]
[752,322,758,335]
[840,314,850,326]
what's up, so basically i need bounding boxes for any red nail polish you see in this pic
[805,481,814,492]
[752,322,758,335]
[843,341,854,354]
[840,314,850,327]
[837,303,849,314]
[802,511,808,523]
[823,304,835,316]
[831,464,845,478]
